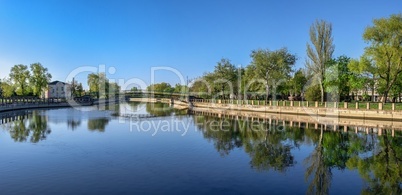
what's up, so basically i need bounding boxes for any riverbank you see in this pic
[129,98,402,121]
[0,103,72,113]
[0,98,121,113]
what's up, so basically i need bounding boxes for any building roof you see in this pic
[48,80,67,85]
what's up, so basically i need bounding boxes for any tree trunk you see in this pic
[383,91,388,103]
[319,79,324,103]
[265,85,270,103]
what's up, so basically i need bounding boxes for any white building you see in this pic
[45,81,71,99]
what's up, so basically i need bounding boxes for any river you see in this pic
[0,102,401,194]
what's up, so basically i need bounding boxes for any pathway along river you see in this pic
[0,102,401,194]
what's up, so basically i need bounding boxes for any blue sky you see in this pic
[0,0,401,89]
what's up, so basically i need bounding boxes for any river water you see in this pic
[0,102,401,194]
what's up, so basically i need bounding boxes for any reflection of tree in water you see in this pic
[193,113,401,194]
[346,130,402,194]
[194,115,242,156]
[193,115,297,171]
[4,111,51,143]
[304,128,332,195]
[67,119,81,130]
[146,102,174,116]
[304,127,377,195]
[128,101,142,112]
[87,118,110,132]
[246,129,295,172]
[28,111,51,143]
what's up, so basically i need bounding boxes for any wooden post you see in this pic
[356,102,359,109]
[378,102,383,110]
[324,102,327,108]
[306,101,309,107]
[344,102,348,109]
[392,103,395,111]
[283,101,286,106]
[315,101,318,107]
[334,102,337,108]
[366,102,370,110]
[290,101,294,107]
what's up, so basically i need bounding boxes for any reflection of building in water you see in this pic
[190,109,401,137]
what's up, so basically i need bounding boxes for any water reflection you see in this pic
[191,113,402,194]
[87,118,109,132]
[0,103,401,194]
[1,110,50,143]
[145,102,188,117]
[347,131,402,194]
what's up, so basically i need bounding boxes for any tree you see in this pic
[243,64,265,97]
[9,64,31,96]
[87,73,106,99]
[0,78,15,98]
[363,14,402,103]
[108,82,120,97]
[250,48,296,102]
[190,76,212,98]
[70,79,84,97]
[211,58,238,99]
[147,82,174,93]
[306,20,335,103]
[29,63,52,97]
[348,57,377,101]
[324,56,351,101]
[289,69,307,99]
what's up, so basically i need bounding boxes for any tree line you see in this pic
[160,13,401,103]
[87,72,121,99]
[0,64,121,99]
[0,63,52,98]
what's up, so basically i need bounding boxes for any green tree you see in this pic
[147,82,174,94]
[9,64,31,96]
[363,14,402,103]
[173,83,188,94]
[87,73,109,98]
[211,58,238,99]
[324,56,351,101]
[243,64,265,98]
[348,57,377,101]
[250,48,296,101]
[108,82,120,97]
[306,20,335,103]
[29,63,52,97]
[304,84,321,101]
[289,69,307,99]
[0,78,15,98]
[190,76,212,98]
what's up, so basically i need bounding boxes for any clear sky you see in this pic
[0,0,401,90]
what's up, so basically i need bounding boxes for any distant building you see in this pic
[45,81,71,99]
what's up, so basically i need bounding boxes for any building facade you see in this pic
[45,81,71,99]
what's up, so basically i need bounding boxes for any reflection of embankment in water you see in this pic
[190,108,402,137]
[0,110,33,125]
[0,110,51,143]
[192,110,402,194]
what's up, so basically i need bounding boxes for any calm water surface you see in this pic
[0,102,401,194]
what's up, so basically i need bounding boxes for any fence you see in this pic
[190,99,402,111]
